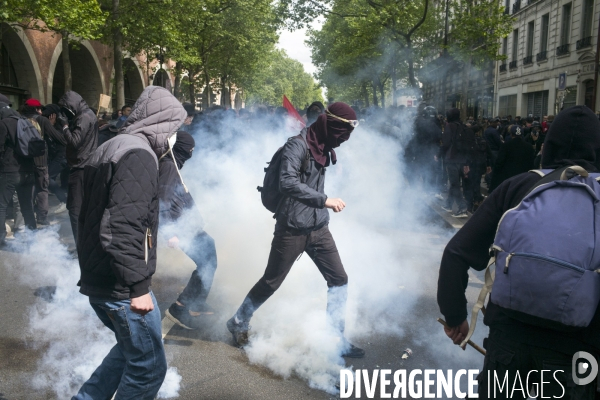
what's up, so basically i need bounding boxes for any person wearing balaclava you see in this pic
[437,105,600,399]
[226,102,365,358]
[156,131,220,329]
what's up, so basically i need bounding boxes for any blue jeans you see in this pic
[177,231,218,311]
[72,291,167,400]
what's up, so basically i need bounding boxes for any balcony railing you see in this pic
[527,0,537,4]
[523,55,533,65]
[509,60,518,69]
[536,50,547,62]
[576,36,592,50]
[556,43,570,56]
[512,0,521,13]
[499,63,507,72]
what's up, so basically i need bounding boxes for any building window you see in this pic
[512,29,519,61]
[526,21,534,57]
[540,14,549,52]
[503,37,508,55]
[582,0,594,39]
[561,3,572,46]
[499,94,518,117]
[526,91,549,118]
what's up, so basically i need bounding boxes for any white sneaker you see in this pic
[52,203,68,214]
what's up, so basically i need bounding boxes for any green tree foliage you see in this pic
[244,49,323,107]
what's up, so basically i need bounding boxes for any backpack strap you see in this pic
[461,256,496,349]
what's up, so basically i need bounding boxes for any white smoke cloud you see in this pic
[5,226,182,399]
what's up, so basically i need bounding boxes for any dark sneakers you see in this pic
[166,303,198,330]
[341,341,365,358]
[226,316,250,347]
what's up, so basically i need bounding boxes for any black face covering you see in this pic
[172,131,195,169]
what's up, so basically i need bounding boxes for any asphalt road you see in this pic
[0,196,488,400]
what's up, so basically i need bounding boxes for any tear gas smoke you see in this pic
[166,108,488,394]
[5,226,182,398]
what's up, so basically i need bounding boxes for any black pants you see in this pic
[0,171,36,243]
[34,166,49,222]
[177,231,218,312]
[67,168,85,243]
[445,162,467,211]
[476,329,597,399]
[235,225,349,333]
[48,157,68,204]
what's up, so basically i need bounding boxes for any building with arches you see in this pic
[0,24,166,111]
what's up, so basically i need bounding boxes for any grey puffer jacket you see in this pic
[58,91,98,169]
[77,86,186,300]
[275,130,329,235]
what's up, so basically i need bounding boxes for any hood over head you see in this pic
[306,102,356,167]
[120,86,187,159]
[541,105,600,171]
[0,101,19,120]
[446,108,461,123]
[42,104,61,118]
[0,93,11,106]
[172,130,195,168]
[58,91,90,116]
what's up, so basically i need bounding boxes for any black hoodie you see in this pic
[58,91,98,169]
[438,105,600,355]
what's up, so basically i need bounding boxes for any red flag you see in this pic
[283,95,306,129]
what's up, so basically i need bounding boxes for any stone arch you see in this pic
[50,40,104,108]
[123,57,145,105]
[0,23,44,104]
[152,68,172,93]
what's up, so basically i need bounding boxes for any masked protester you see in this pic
[226,102,365,358]
[159,131,219,329]
[72,86,186,400]
[57,91,98,244]
[438,105,600,400]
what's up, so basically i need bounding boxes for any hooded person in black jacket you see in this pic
[158,131,219,330]
[226,102,365,358]
[73,86,186,400]
[489,125,535,192]
[437,105,600,399]
[57,91,98,243]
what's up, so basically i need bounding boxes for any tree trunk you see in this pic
[203,70,211,109]
[221,76,230,107]
[372,79,379,107]
[112,0,125,109]
[173,64,181,100]
[392,58,397,107]
[61,34,72,92]
[406,39,418,88]
[188,78,195,108]
[460,58,471,121]
[378,78,386,109]
[361,82,370,108]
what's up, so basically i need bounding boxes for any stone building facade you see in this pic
[496,0,600,118]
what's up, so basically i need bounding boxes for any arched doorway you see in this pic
[584,79,595,110]
[123,58,144,105]
[0,23,43,106]
[152,69,172,93]
[52,43,103,108]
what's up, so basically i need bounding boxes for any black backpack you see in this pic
[10,115,45,158]
[453,123,476,157]
[257,133,310,214]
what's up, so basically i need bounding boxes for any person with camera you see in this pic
[57,91,98,243]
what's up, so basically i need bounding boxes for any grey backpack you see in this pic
[10,116,45,158]
[462,166,600,346]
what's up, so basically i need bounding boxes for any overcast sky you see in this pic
[276,27,316,75]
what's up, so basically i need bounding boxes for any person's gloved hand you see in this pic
[57,112,69,129]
